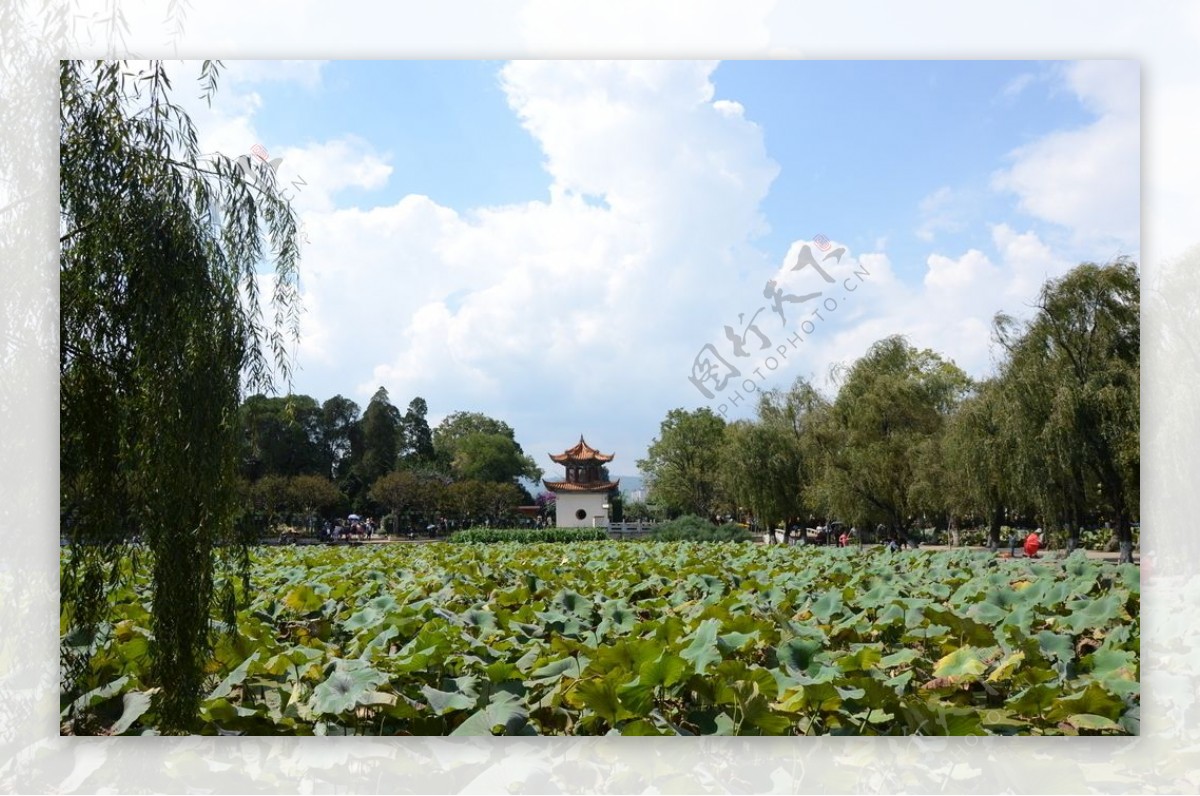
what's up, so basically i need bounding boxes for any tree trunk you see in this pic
[988,504,1003,552]
[1117,513,1134,564]
[1066,514,1080,554]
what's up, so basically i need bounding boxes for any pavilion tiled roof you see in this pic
[549,435,615,464]
[542,479,621,493]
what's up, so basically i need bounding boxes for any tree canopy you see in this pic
[637,407,728,518]
[60,60,303,732]
[643,261,1139,560]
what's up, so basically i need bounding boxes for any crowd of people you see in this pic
[320,517,379,542]
[756,517,1051,557]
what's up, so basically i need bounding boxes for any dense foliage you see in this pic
[650,515,754,542]
[60,60,302,732]
[641,261,1140,562]
[61,543,1138,736]
[448,527,609,544]
[234,390,539,532]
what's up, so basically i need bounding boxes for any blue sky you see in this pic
[182,59,1139,477]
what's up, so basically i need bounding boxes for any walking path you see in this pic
[880,542,1138,564]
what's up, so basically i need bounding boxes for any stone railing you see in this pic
[605,520,657,540]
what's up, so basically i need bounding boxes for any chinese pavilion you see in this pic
[544,436,620,527]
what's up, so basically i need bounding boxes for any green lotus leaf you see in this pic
[209,651,261,700]
[529,655,586,685]
[986,651,1025,682]
[1064,712,1123,732]
[617,680,656,717]
[876,603,905,625]
[1062,593,1127,634]
[681,618,723,675]
[1035,630,1075,664]
[640,652,688,689]
[717,630,758,654]
[283,585,324,614]
[551,589,591,616]
[462,608,498,633]
[966,601,1009,626]
[932,647,986,682]
[310,660,389,716]
[809,591,844,623]
[1046,682,1126,722]
[571,673,630,726]
[421,683,477,716]
[837,645,882,673]
[614,718,665,736]
[879,649,919,669]
[776,637,823,675]
[589,637,662,675]
[1005,682,1060,717]
[596,600,638,635]
[450,690,529,736]
[341,607,382,633]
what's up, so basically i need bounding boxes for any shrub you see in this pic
[650,515,753,543]
[447,527,608,544]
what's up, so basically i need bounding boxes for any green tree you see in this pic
[939,378,1018,550]
[441,479,491,527]
[452,432,541,483]
[478,481,526,524]
[433,410,541,482]
[995,260,1140,561]
[59,60,302,732]
[807,336,969,538]
[237,394,327,480]
[433,411,516,466]
[286,474,345,526]
[350,387,402,494]
[369,470,443,533]
[320,395,361,480]
[400,396,435,464]
[637,407,728,518]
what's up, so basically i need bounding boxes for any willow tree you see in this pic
[638,407,728,519]
[807,336,970,538]
[939,378,1019,551]
[720,378,827,543]
[60,61,301,732]
[995,260,1140,561]
[719,420,800,543]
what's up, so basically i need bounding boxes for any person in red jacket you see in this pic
[1023,530,1042,558]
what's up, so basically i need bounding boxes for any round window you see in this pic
[575,509,587,521]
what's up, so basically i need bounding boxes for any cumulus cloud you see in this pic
[769,222,1078,399]
[991,60,1139,251]
[167,58,1137,465]
[278,61,781,463]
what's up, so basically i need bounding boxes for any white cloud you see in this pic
[924,248,996,293]
[776,223,1080,396]
[274,136,393,213]
[1001,72,1035,99]
[167,58,1139,464]
[276,61,781,463]
[991,60,1139,251]
[915,185,961,242]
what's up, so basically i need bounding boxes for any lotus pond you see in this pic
[61,542,1139,735]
